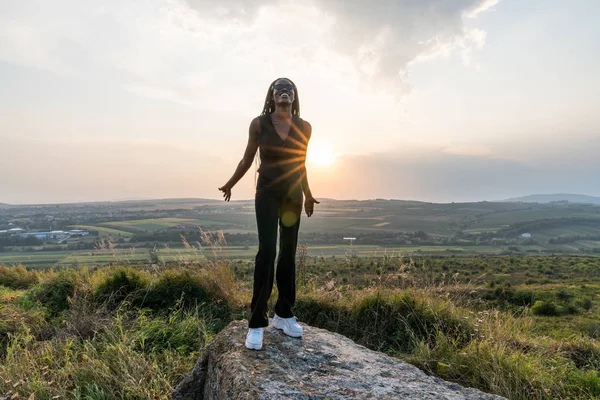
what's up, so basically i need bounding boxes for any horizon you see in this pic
[1,0,599,204]
[2,192,600,207]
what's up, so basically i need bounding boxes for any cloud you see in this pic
[0,0,500,107]
[464,0,500,19]
[184,0,500,91]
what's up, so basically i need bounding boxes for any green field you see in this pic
[68,225,134,237]
[0,244,519,267]
[103,218,237,232]
[3,198,600,268]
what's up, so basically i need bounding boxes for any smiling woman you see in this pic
[217,77,321,351]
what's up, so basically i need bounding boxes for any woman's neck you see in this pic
[273,105,292,120]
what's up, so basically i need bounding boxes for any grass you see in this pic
[0,245,511,268]
[1,250,600,399]
[103,218,228,232]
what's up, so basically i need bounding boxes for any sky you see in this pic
[0,0,599,204]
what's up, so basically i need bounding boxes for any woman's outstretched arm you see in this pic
[218,117,260,201]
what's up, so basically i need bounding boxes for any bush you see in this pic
[531,300,560,316]
[296,290,473,354]
[0,265,39,289]
[510,290,537,307]
[577,297,593,311]
[136,270,213,311]
[351,291,473,352]
[94,268,149,309]
[29,271,79,317]
[562,303,580,315]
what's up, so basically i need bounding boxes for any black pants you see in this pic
[249,177,302,328]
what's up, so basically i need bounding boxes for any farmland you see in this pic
[1,198,600,269]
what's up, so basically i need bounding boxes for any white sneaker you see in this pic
[245,328,264,350]
[271,314,303,338]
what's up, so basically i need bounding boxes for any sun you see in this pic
[307,141,336,167]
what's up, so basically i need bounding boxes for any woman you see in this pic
[218,77,319,350]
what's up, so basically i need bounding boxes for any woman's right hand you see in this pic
[218,185,232,202]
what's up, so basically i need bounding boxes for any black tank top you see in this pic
[256,113,308,191]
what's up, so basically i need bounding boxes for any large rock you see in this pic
[172,320,504,400]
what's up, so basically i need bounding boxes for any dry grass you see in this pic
[1,237,600,399]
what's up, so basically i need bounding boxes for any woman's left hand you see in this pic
[304,196,320,217]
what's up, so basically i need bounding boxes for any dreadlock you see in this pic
[255,78,301,185]
[260,77,300,117]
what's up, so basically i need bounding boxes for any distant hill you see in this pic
[115,198,222,204]
[504,194,600,205]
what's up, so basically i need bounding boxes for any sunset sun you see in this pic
[307,141,337,167]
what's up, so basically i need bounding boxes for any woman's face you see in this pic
[272,78,295,106]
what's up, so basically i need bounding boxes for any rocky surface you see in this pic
[172,320,505,400]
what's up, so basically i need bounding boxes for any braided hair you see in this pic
[260,77,300,117]
[255,78,301,185]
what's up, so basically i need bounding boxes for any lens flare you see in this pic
[281,210,299,227]
[307,141,336,167]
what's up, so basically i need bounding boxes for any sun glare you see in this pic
[307,141,336,167]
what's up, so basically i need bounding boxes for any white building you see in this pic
[14,229,89,240]
[17,230,68,240]
[68,229,90,236]
[519,233,532,238]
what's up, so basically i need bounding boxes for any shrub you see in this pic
[531,300,560,317]
[0,265,39,289]
[28,271,79,317]
[577,297,593,311]
[556,288,572,301]
[562,303,580,316]
[351,291,473,352]
[296,289,473,354]
[509,290,536,307]
[136,270,213,311]
[94,268,149,309]
[294,295,352,335]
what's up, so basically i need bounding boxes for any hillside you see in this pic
[2,259,600,399]
[505,194,600,205]
[2,198,600,268]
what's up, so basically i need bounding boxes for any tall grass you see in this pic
[0,265,39,289]
[0,262,235,399]
[0,307,206,399]
[1,243,600,399]
[293,259,600,400]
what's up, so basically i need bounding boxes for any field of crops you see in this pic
[0,244,516,268]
